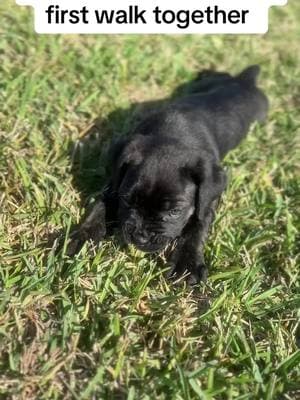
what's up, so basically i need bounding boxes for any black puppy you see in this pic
[67,65,268,284]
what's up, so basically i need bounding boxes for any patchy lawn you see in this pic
[0,0,299,398]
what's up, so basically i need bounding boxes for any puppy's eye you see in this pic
[169,208,181,217]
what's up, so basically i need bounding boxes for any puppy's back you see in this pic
[132,66,269,160]
[165,65,269,157]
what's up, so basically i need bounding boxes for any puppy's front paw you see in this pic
[186,264,208,285]
[62,200,107,256]
[167,260,208,285]
[65,224,106,256]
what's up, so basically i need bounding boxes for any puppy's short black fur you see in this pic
[67,65,268,284]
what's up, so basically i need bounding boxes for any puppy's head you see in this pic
[112,135,226,253]
[113,136,196,252]
[119,176,196,253]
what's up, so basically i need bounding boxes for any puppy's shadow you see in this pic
[70,68,229,205]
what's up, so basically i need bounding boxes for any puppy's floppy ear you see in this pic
[188,158,227,221]
[109,135,143,190]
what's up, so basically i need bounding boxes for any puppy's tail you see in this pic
[237,65,261,86]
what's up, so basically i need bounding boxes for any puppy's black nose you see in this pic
[133,231,149,246]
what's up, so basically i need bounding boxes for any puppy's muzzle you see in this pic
[123,221,169,253]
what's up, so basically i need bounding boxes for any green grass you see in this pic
[0,0,300,399]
